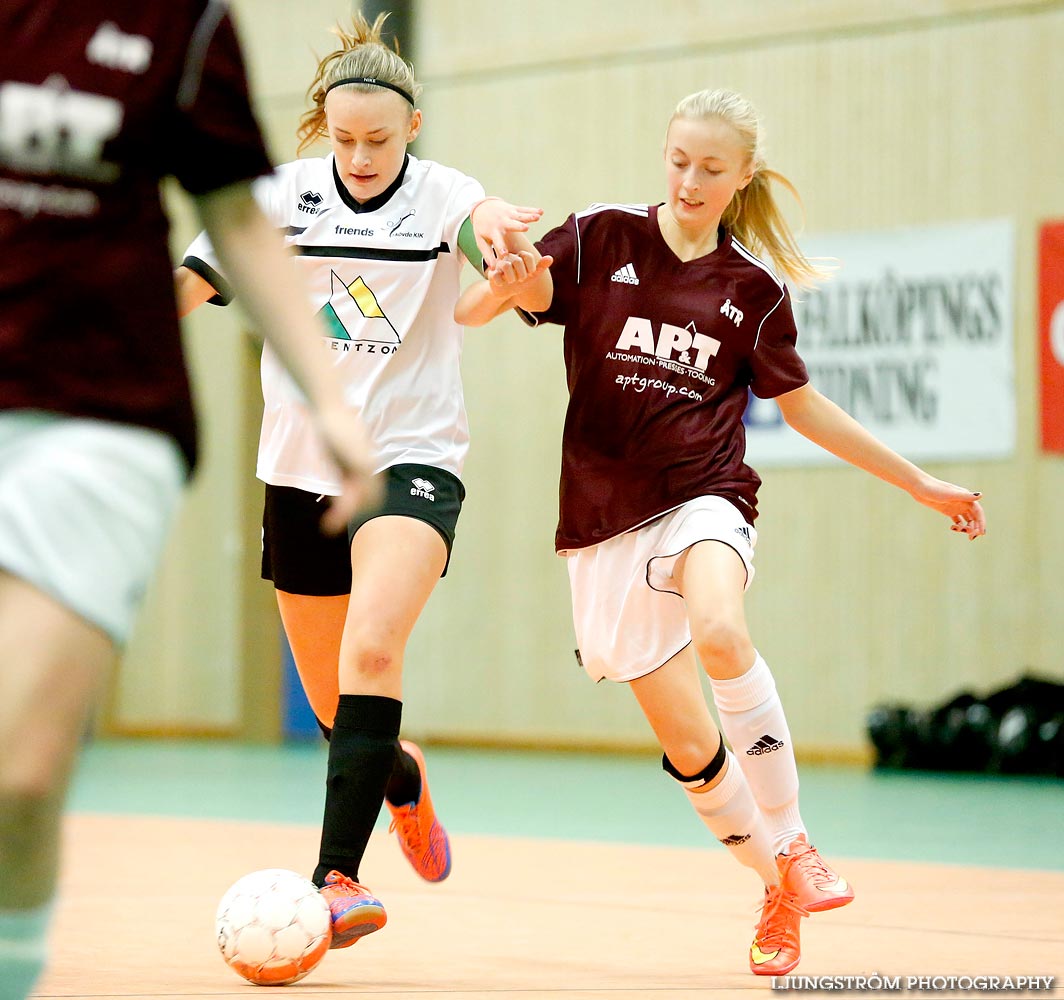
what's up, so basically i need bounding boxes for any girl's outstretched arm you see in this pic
[775,383,986,539]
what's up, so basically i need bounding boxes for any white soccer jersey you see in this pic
[184,153,484,494]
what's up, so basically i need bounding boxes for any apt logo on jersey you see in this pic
[608,317,722,385]
[0,77,122,185]
[317,270,401,355]
[298,190,323,214]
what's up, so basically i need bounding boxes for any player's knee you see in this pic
[690,616,752,671]
[345,642,400,682]
[662,735,728,791]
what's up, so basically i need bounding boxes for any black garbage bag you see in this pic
[866,673,1064,776]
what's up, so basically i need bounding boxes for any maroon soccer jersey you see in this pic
[534,203,809,551]
[0,1,272,467]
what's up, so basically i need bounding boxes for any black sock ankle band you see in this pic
[334,694,402,735]
[662,736,727,786]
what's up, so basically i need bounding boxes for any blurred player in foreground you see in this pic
[0,4,376,997]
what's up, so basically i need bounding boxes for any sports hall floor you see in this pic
[35,740,1064,999]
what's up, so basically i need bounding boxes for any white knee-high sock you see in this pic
[709,653,805,854]
[682,752,779,886]
[0,903,51,1000]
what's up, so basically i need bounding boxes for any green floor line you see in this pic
[69,740,1064,871]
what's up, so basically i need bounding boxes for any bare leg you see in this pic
[674,541,755,681]
[275,591,347,728]
[630,646,778,886]
[338,516,446,698]
[314,517,446,885]
[0,571,114,910]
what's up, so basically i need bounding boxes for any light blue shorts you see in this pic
[0,411,187,645]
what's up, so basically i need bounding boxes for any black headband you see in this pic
[324,76,414,106]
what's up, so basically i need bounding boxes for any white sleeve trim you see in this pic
[177,0,228,111]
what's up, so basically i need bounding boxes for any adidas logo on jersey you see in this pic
[410,478,436,501]
[720,297,744,326]
[746,734,785,756]
[735,524,752,543]
[86,21,152,74]
[611,263,639,285]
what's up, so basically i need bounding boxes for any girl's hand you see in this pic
[486,249,553,297]
[311,404,382,535]
[470,198,543,261]
[909,477,986,540]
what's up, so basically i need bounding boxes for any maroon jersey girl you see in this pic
[457,87,985,977]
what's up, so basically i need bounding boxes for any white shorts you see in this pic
[0,412,187,645]
[566,496,757,683]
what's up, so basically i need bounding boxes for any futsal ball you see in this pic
[216,868,332,986]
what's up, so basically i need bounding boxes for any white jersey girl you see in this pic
[176,12,545,949]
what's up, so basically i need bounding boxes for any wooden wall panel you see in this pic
[402,1,1064,751]
[109,1,1064,754]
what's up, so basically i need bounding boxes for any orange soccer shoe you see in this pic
[749,882,808,976]
[386,740,452,883]
[780,834,855,912]
[318,871,387,949]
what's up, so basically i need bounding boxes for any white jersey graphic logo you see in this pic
[611,263,639,285]
[720,298,744,326]
[318,270,399,344]
[410,478,436,501]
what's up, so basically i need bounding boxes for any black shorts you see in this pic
[261,463,465,596]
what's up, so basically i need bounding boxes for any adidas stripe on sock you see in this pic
[709,653,806,855]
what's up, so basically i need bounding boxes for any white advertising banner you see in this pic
[743,218,1016,466]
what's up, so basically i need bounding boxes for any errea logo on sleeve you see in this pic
[410,478,435,501]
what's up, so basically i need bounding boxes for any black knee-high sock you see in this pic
[316,716,420,809]
[313,694,401,886]
[385,746,421,806]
